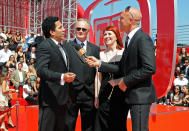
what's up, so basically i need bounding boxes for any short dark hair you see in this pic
[180,70,185,75]
[18,62,23,67]
[19,56,24,60]
[42,16,59,38]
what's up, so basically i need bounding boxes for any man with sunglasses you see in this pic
[64,18,100,131]
[86,7,157,131]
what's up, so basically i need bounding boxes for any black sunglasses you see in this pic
[76,27,88,32]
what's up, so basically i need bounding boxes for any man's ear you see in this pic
[50,30,55,37]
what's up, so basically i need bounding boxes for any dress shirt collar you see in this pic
[126,27,140,47]
[127,27,140,40]
[75,38,87,47]
[51,38,59,45]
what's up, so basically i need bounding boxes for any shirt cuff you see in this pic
[98,60,102,68]
[60,74,65,85]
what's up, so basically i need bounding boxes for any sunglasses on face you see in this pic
[76,27,88,32]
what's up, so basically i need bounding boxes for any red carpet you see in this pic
[5,104,189,131]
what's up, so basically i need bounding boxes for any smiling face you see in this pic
[181,47,186,54]
[174,86,180,93]
[19,47,23,52]
[9,55,15,61]
[50,21,65,42]
[75,21,89,42]
[16,30,21,36]
[103,31,117,48]
[18,63,23,70]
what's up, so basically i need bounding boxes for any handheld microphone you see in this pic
[75,44,87,58]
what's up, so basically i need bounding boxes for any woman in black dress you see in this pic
[15,45,26,63]
[94,26,127,131]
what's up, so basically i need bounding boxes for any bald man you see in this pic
[86,6,157,131]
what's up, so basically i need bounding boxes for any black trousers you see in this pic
[64,99,96,131]
[25,95,38,105]
[38,106,68,131]
[125,104,152,131]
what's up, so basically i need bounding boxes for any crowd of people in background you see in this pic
[157,47,189,107]
[0,27,43,130]
[0,27,43,105]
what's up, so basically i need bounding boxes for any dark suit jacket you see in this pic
[64,39,100,100]
[100,29,157,104]
[36,38,69,107]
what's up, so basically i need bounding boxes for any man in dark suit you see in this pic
[86,7,157,131]
[36,16,76,131]
[63,18,100,131]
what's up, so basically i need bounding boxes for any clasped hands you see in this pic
[108,78,127,92]
[85,56,127,92]
[63,72,76,83]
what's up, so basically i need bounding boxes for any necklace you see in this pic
[105,49,118,63]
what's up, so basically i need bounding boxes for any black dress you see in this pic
[95,62,127,131]
[16,53,25,62]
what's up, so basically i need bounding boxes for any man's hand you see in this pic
[63,72,76,83]
[108,78,122,87]
[85,56,100,67]
[118,78,127,92]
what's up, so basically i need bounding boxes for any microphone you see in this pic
[75,44,87,58]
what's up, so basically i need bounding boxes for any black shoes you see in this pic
[8,123,16,128]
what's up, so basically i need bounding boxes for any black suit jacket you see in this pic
[36,38,69,107]
[64,39,100,100]
[100,29,157,104]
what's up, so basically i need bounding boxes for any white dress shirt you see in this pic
[16,62,28,72]
[23,84,32,98]
[18,70,24,82]
[25,34,37,44]
[76,38,87,50]
[31,52,36,59]
[0,49,13,63]
[126,27,140,47]
[51,38,66,85]
[174,77,188,87]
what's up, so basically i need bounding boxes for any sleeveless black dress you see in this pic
[95,62,127,131]
[17,53,24,62]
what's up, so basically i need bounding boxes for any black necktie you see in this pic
[58,43,67,66]
[125,36,129,50]
[81,43,84,48]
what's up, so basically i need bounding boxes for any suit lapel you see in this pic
[48,38,68,69]
[124,29,141,60]
[16,70,20,82]
[86,42,92,56]
[61,45,69,70]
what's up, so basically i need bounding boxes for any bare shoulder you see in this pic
[2,80,7,87]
